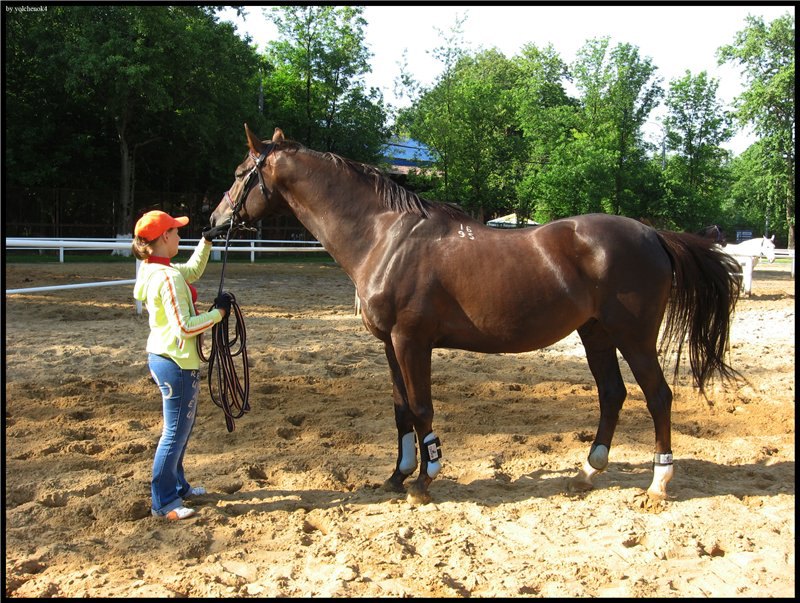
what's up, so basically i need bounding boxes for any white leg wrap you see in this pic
[647,462,674,499]
[580,458,601,483]
[398,432,417,475]
[423,432,442,478]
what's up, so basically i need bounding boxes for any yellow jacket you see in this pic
[133,240,222,369]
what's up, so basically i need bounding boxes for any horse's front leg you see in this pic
[391,334,439,505]
[382,342,418,493]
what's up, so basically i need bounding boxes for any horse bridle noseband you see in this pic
[224,143,275,228]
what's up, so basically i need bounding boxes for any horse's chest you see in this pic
[357,295,394,342]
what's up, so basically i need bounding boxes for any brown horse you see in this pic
[211,125,742,505]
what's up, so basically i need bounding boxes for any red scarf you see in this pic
[146,256,198,310]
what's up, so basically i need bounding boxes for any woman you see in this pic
[132,210,229,520]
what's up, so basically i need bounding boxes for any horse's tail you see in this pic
[655,230,743,395]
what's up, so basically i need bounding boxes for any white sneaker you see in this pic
[188,486,207,496]
[164,506,196,521]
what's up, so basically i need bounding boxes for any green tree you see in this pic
[397,16,526,221]
[395,14,468,207]
[4,5,262,235]
[725,141,790,245]
[718,12,795,247]
[661,71,733,229]
[445,49,523,221]
[512,43,578,223]
[571,39,663,218]
[262,5,388,162]
[4,8,110,189]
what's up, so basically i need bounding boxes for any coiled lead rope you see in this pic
[198,227,250,432]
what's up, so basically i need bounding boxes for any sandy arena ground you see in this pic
[4,257,795,597]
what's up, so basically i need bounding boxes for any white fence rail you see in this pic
[773,247,795,274]
[6,237,324,263]
[725,248,794,295]
[5,237,326,302]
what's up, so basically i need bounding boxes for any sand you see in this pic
[4,258,795,597]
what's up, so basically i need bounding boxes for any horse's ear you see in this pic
[770,235,775,242]
[272,128,285,143]
[244,123,265,154]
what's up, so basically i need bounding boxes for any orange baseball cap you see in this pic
[134,210,189,240]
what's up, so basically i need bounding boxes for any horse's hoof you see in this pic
[406,488,432,506]
[382,478,405,494]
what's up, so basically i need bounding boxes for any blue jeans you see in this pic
[148,353,200,516]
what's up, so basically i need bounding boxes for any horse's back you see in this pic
[423,212,673,303]
[538,213,672,279]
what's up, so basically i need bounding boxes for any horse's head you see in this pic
[762,235,776,263]
[209,124,290,229]
[697,224,726,245]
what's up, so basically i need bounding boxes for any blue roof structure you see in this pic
[381,137,435,167]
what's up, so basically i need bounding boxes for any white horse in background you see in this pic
[717,235,776,295]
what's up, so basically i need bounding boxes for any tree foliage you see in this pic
[661,71,733,230]
[512,43,577,223]
[5,5,262,235]
[571,39,663,218]
[4,4,389,236]
[396,18,526,221]
[394,14,793,243]
[718,12,795,246]
[4,8,794,244]
[262,5,388,162]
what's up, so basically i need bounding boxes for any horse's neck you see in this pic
[277,157,388,273]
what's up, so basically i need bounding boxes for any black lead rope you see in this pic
[199,146,270,431]
[198,227,250,432]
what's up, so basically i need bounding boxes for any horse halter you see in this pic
[224,144,274,227]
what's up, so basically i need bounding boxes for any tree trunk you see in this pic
[117,116,160,237]
[786,153,795,249]
[117,122,135,237]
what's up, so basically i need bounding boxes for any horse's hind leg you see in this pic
[570,321,628,492]
[382,342,417,493]
[618,343,674,500]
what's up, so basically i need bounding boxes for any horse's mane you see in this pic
[277,140,467,220]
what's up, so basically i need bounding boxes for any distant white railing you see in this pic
[772,248,795,278]
[6,237,324,263]
[5,237,326,304]
[724,248,794,295]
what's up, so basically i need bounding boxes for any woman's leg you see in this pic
[148,354,198,516]
[175,369,200,498]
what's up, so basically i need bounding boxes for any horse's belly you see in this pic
[439,331,575,354]
[435,301,589,353]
